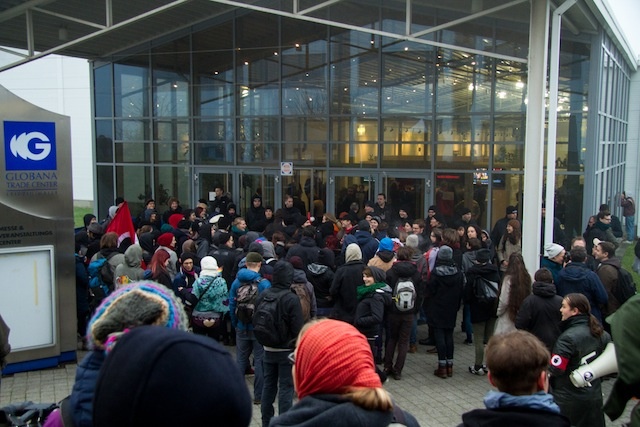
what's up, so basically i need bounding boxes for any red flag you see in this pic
[106,201,138,246]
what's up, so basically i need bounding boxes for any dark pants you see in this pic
[384,313,413,374]
[261,350,294,427]
[236,329,264,401]
[434,327,454,365]
[472,318,496,366]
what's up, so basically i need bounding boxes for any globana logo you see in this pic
[4,121,57,171]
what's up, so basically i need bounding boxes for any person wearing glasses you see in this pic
[270,319,419,427]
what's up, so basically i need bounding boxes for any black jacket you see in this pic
[330,259,365,323]
[514,281,563,350]
[386,260,422,315]
[354,284,392,337]
[460,407,570,427]
[286,236,320,267]
[426,261,465,329]
[306,263,335,308]
[464,262,501,323]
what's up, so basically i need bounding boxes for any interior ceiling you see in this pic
[0,0,601,73]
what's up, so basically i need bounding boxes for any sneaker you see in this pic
[468,365,487,375]
[408,344,418,353]
[392,372,402,380]
[253,399,261,405]
[426,347,438,354]
[464,339,473,345]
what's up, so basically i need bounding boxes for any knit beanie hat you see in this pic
[406,234,419,248]
[87,281,189,349]
[345,243,362,263]
[93,326,251,427]
[168,213,183,229]
[378,237,394,252]
[295,319,381,399]
[160,223,174,233]
[200,256,220,277]
[318,248,335,268]
[156,232,174,248]
[289,255,304,270]
[437,245,453,261]
[544,243,564,258]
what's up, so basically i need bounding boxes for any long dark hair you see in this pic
[503,253,532,321]
[564,293,604,337]
[150,250,170,279]
[502,219,521,245]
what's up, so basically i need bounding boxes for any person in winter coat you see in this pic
[464,248,501,375]
[555,246,608,325]
[459,330,571,427]
[549,293,611,427]
[149,250,172,289]
[384,247,422,380]
[367,237,396,272]
[353,220,379,264]
[228,252,271,406]
[45,282,189,427]
[286,226,320,267]
[269,319,420,427]
[494,253,531,335]
[190,256,229,340]
[593,240,623,321]
[306,248,335,317]
[90,232,125,289]
[514,268,563,351]
[114,244,145,288]
[330,243,366,323]
[496,220,522,273]
[354,266,392,382]
[426,245,465,379]
[541,242,566,284]
[172,252,200,302]
[246,195,267,232]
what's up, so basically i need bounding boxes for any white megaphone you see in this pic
[570,342,618,388]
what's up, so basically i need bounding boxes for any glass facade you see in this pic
[91,3,629,233]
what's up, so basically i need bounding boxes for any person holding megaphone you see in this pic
[549,293,611,427]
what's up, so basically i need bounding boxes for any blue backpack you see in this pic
[88,257,113,304]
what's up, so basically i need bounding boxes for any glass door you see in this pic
[238,169,279,217]
[380,172,430,223]
[195,170,234,210]
[281,168,326,217]
[329,171,377,218]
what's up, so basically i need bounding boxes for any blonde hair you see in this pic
[343,387,393,411]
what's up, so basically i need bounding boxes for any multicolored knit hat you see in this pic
[294,319,381,399]
[87,281,189,350]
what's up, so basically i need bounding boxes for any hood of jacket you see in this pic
[391,260,418,277]
[433,263,459,277]
[307,263,329,276]
[292,268,308,283]
[560,262,593,282]
[123,244,143,268]
[345,243,363,263]
[375,250,395,263]
[599,257,622,269]
[354,230,375,246]
[259,240,276,259]
[299,236,318,248]
[532,280,558,298]
[272,261,294,289]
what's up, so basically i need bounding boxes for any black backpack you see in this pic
[253,291,288,347]
[613,266,637,305]
[473,276,499,304]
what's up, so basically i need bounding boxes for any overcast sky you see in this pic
[607,0,640,59]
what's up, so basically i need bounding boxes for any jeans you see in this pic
[261,350,294,427]
[384,313,413,374]
[409,314,417,345]
[236,329,264,401]
[463,304,473,341]
[472,318,496,366]
[625,215,635,240]
[434,327,454,363]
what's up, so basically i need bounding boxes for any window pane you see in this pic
[154,167,191,209]
[238,118,279,141]
[493,144,524,170]
[495,61,527,112]
[95,120,113,163]
[435,173,488,227]
[154,142,190,164]
[436,116,491,142]
[381,143,430,168]
[94,64,113,117]
[194,119,233,141]
[435,144,490,169]
[115,142,150,163]
[284,118,328,141]
[331,118,378,142]
[436,53,492,114]
[115,119,150,141]
[116,166,151,212]
[96,165,114,219]
[195,142,235,165]
[330,142,378,167]
[237,142,279,165]
[282,143,327,166]
[152,37,190,117]
[193,22,234,117]
[114,60,149,118]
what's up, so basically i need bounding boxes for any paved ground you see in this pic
[1,324,634,426]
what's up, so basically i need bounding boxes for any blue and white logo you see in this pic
[4,121,57,171]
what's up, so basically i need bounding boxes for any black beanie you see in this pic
[93,326,251,427]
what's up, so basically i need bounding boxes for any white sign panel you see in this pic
[281,162,293,176]
[0,246,56,350]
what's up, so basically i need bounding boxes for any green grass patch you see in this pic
[621,242,640,284]
[73,206,94,228]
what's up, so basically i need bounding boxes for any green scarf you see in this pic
[357,282,387,300]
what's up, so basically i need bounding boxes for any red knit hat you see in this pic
[168,213,183,229]
[294,319,381,399]
[157,232,174,249]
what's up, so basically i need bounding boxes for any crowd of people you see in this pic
[61,188,638,426]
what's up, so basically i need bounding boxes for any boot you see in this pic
[434,365,448,379]
[446,363,453,377]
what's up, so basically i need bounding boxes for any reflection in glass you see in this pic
[115,142,150,163]
[115,119,150,141]
[435,173,488,227]
[284,118,328,141]
[238,118,279,141]
[94,65,113,117]
[116,165,151,210]
[330,143,378,167]
[281,170,326,217]
[114,62,149,118]
[195,142,234,165]
[385,176,425,222]
[283,143,327,166]
[154,166,190,211]
[490,173,523,229]
[331,118,378,142]
[436,116,491,142]
[154,142,190,164]
[334,175,374,216]
[435,144,489,169]
[237,143,279,165]
[95,120,113,163]
[194,119,233,141]
[493,144,524,170]
[382,143,430,169]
